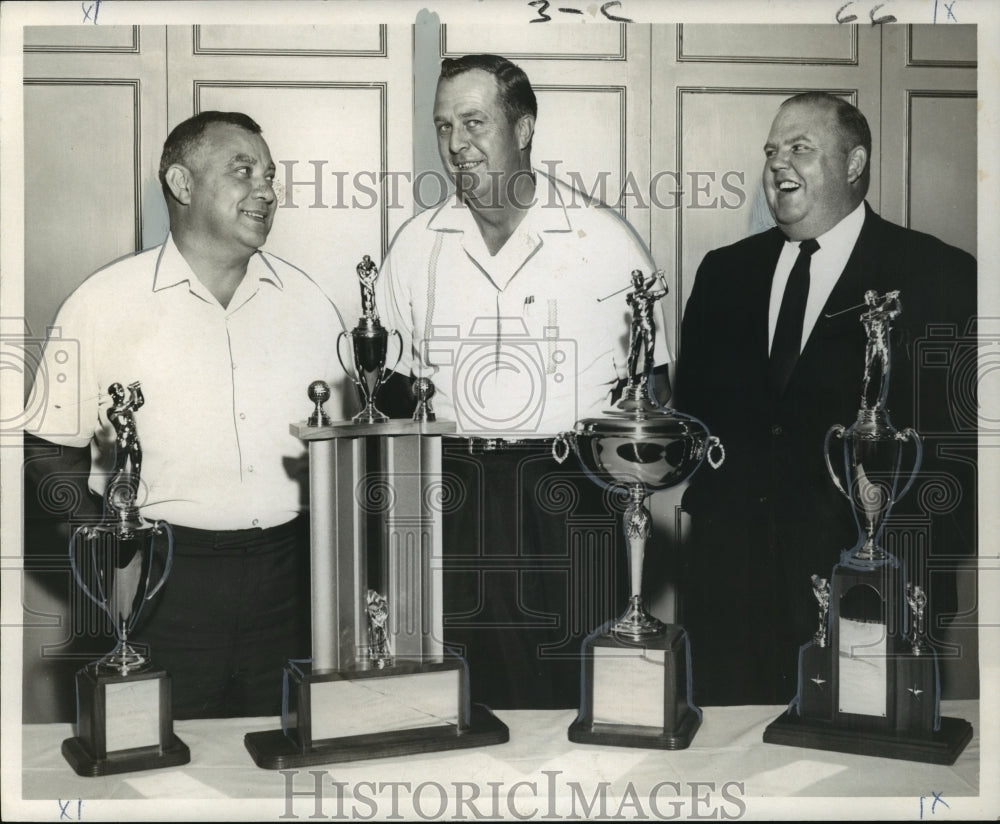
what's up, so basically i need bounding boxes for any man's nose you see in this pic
[768,149,790,170]
[255,178,276,202]
[449,125,468,155]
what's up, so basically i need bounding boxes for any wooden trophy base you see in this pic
[763,713,973,766]
[568,625,701,750]
[244,656,509,768]
[62,664,190,777]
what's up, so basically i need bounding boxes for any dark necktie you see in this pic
[769,238,820,395]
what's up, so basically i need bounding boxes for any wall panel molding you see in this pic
[23,26,140,54]
[677,24,857,65]
[440,23,627,60]
[192,24,387,57]
[24,78,143,247]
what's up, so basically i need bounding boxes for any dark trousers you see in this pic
[441,441,628,710]
[134,516,310,719]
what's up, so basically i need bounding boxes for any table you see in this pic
[12,701,986,820]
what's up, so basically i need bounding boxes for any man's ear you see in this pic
[164,164,194,205]
[516,115,535,152]
[846,145,868,185]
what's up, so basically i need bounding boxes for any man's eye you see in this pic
[764,148,776,158]
[437,123,451,135]
[792,144,810,153]
[235,167,251,176]
[466,119,481,129]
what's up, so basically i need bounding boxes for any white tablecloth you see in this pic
[10,701,988,820]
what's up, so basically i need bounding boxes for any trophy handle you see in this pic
[143,521,175,602]
[384,329,404,379]
[68,525,105,609]
[705,435,725,469]
[892,427,924,504]
[823,424,849,498]
[551,432,573,464]
[336,331,360,388]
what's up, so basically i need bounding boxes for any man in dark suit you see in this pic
[673,92,976,706]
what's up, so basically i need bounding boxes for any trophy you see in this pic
[552,269,724,749]
[763,291,973,764]
[245,274,508,768]
[62,382,189,776]
[337,255,403,424]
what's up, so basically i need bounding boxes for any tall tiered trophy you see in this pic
[62,382,189,776]
[244,257,508,768]
[552,270,724,749]
[763,290,973,764]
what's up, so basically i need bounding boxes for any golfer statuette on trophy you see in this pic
[553,269,724,750]
[336,254,402,424]
[62,381,189,776]
[245,256,507,768]
[763,290,972,764]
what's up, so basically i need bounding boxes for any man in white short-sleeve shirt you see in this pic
[375,54,670,709]
[26,111,345,719]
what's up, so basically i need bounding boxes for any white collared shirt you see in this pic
[768,201,866,352]
[376,170,669,437]
[29,235,347,530]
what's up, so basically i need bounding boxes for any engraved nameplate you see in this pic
[593,646,666,727]
[310,669,459,740]
[105,678,161,751]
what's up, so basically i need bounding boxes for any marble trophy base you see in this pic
[244,656,509,768]
[62,664,190,777]
[569,626,701,750]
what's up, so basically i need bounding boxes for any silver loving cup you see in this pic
[554,404,724,641]
[337,255,403,424]
[70,521,174,676]
[824,409,922,564]
[823,290,922,564]
[69,378,174,676]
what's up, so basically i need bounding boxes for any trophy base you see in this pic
[763,712,973,765]
[61,664,190,777]
[568,624,701,750]
[61,732,191,778]
[244,656,509,768]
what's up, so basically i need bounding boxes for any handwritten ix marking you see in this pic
[528,0,634,24]
[934,0,960,23]
[919,792,950,818]
[58,799,83,820]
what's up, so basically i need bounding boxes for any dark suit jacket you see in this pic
[673,203,976,703]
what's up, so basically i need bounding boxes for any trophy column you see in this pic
[244,418,509,768]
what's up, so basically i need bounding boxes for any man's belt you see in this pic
[451,436,552,456]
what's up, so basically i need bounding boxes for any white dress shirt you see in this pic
[375,170,669,437]
[768,201,866,353]
[29,235,346,530]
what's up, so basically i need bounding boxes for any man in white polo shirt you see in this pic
[376,54,670,709]
[26,111,345,718]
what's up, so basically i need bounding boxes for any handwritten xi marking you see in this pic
[58,799,83,820]
[81,0,100,24]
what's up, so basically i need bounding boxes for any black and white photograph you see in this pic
[1,0,996,820]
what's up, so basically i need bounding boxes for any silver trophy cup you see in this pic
[551,269,723,750]
[337,255,402,424]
